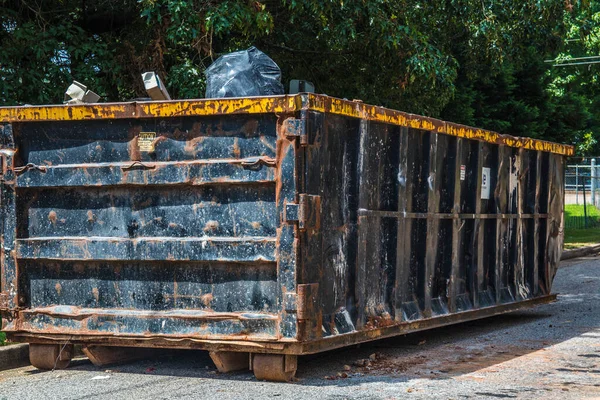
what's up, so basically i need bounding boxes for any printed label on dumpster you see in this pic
[460,165,466,181]
[481,167,491,199]
[138,132,156,152]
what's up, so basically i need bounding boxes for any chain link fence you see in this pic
[565,160,600,229]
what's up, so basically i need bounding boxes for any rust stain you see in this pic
[242,120,259,136]
[184,135,204,155]
[335,224,349,233]
[251,221,261,229]
[128,127,142,161]
[259,135,276,154]
[55,283,62,296]
[275,115,295,205]
[135,197,152,210]
[73,264,85,274]
[87,210,95,223]
[365,305,396,329]
[201,293,213,307]
[48,211,57,224]
[203,221,219,232]
[92,288,100,302]
[232,138,241,158]
[364,315,395,329]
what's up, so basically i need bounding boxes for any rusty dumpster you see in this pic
[0,94,572,380]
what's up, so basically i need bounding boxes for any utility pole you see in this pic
[593,159,597,207]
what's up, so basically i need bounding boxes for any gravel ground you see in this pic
[1,257,599,400]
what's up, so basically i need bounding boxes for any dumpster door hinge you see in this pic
[283,283,319,320]
[0,293,8,309]
[284,194,320,230]
[296,283,318,320]
[0,149,16,183]
[0,293,17,320]
[284,117,308,146]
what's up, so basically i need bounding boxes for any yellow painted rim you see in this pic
[0,94,573,156]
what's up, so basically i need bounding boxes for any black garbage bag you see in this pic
[204,47,284,98]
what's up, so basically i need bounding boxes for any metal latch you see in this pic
[284,118,308,146]
[284,194,320,230]
[14,163,47,175]
[240,156,277,169]
[121,160,156,171]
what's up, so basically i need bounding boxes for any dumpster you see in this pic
[0,94,572,380]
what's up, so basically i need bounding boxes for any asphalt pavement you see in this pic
[1,257,599,400]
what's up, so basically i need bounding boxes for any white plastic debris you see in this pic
[64,81,100,104]
[142,72,171,101]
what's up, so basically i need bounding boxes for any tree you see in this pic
[0,0,592,153]
[544,1,600,154]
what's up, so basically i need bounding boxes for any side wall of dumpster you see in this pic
[0,111,302,341]
[299,111,565,339]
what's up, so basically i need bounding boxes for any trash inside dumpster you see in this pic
[0,94,572,381]
[204,46,285,98]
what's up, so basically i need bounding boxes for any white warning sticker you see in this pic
[481,167,491,200]
[138,132,156,152]
[460,165,466,181]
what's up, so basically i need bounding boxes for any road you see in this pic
[1,257,599,400]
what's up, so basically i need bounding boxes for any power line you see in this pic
[545,55,600,63]
[553,60,600,67]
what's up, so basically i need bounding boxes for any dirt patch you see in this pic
[338,341,553,380]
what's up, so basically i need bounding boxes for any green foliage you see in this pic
[0,0,597,153]
[271,0,460,115]
[0,331,6,346]
[0,1,145,103]
[544,1,600,155]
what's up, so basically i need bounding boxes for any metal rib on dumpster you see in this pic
[16,159,276,188]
